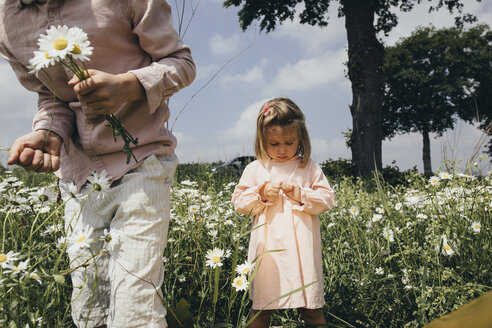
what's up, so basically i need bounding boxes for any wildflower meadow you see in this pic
[0,159,490,327]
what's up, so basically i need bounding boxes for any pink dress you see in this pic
[232,158,335,310]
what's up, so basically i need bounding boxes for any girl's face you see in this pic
[265,124,299,163]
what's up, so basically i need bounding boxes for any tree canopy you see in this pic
[382,24,492,174]
[223,0,481,177]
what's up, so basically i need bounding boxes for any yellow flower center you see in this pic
[13,267,20,271]
[53,38,68,50]
[93,183,102,192]
[236,280,243,287]
[0,254,6,263]
[44,51,51,59]
[444,244,451,251]
[72,44,81,54]
[474,225,480,229]
[212,256,220,264]
[77,235,87,243]
[243,268,250,274]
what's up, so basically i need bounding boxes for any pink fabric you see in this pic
[232,158,335,309]
[0,0,196,188]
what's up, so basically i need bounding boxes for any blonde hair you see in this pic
[254,97,311,168]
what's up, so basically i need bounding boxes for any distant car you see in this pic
[212,156,256,175]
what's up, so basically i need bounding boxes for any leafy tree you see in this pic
[222,0,480,178]
[382,24,492,176]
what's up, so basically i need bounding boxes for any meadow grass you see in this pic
[0,160,490,327]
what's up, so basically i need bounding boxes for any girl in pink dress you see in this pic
[232,98,335,327]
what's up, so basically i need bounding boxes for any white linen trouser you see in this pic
[62,153,177,328]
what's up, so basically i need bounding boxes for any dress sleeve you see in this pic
[232,164,273,217]
[127,0,196,113]
[293,162,335,215]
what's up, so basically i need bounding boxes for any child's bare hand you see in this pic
[260,182,281,202]
[69,69,145,116]
[8,130,62,172]
[282,183,301,203]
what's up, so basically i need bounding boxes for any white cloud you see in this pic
[264,48,348,94]
[220,59,267,85]
[209,33,242,57]
[218,98,269,142]
[311,136,351,163]
[273,7,346,55]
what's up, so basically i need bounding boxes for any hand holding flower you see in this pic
[29,25,139,164]
[68,70,145,117]
[260,182,281,202]
[281,183,302,203]
[8,130,62,173]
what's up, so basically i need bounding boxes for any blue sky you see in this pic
[1,0,491,173]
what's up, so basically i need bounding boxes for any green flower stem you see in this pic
[63,56,139,164]
[104,114,139,164]
[212,266,220,325]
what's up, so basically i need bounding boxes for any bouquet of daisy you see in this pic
[28,25,138,164]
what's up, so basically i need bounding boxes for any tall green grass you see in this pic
[0,159,490,327]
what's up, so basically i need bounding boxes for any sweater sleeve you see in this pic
[292,161,335,215]
[232,163,273,217]
[127,0,196,114]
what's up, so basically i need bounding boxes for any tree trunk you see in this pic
[422,124,432,177]
[342,0,384,178]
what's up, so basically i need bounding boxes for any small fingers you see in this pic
[51,154,61,171]
[23,149,44,171]
[36,153,52,173]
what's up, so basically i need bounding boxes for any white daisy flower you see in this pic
[30,186,57,204]
[38,25,76,60]
[42,224,64,236]
[394,203,402,211]
[224,219,234,226]
[416,213,427,220]
[349,206,359,216]
[59,181,84,201]
[205,248,225,268]
[441,236,455,256]
[188,204,199,213]
[382,227,394,242]
[67,26,93,61]
[470,222,481,233]
[429,176,440,186]
[376,207,384,214]
[57,236,67,248]
[67,226,94,256]
[372,214,383,223]
[28,50,56,76]
[87,170,111,195]
[232,275,249,292]
[438,172,452,180]
[375,267,384,275]
[4,260,29,275]
[27,270,42,285]
[0,250,20,268]
[236,261,254,275]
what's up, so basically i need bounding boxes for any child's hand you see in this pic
[281,183,302,203]
[69,69,145,117]
[260,182,281,202]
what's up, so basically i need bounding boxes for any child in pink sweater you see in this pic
[232,97,335,327]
